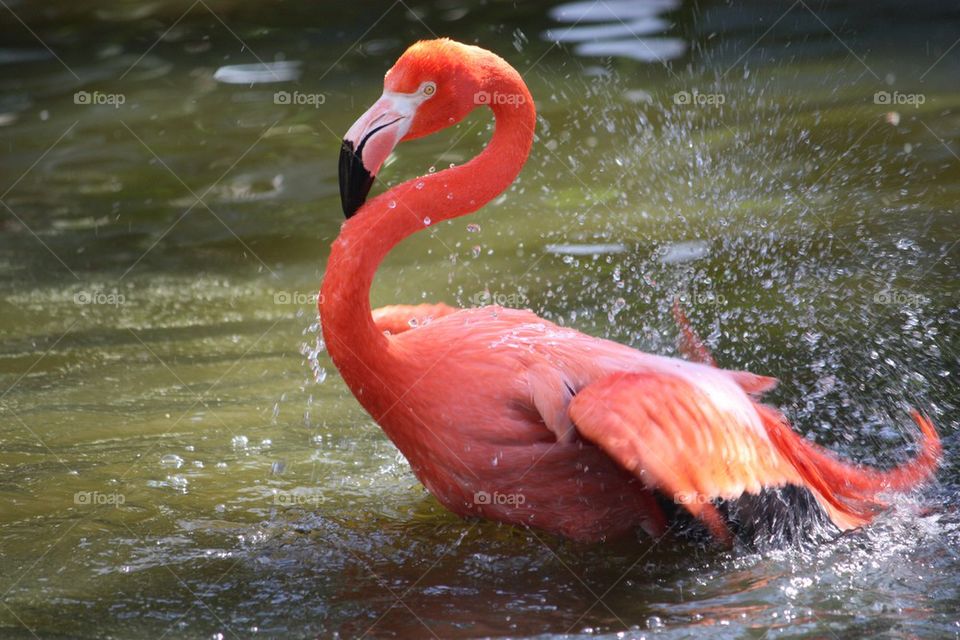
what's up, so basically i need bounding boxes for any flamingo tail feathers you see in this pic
[672,300,778,396]
[759,406,942,529]
[671,299,717,367]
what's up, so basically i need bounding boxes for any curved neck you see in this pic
[320,75,536,390]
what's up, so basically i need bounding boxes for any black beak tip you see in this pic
[339,139,374,219]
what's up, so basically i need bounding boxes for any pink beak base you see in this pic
[338,96,408,218]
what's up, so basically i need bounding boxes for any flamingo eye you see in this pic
[422,82,437,97]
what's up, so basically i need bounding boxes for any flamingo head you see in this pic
[339,38,492,218]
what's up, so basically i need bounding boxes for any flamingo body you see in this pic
[321,38,940,544]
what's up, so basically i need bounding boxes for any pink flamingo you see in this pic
[321,38,940,544]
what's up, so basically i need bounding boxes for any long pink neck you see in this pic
[320,72,536,398]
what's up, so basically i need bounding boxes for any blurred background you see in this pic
[1,1,958,638]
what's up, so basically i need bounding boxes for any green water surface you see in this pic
[1,1,959,638]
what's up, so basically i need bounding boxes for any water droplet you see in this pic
[428,166,436,173]
[415,181,425,190]
[608,298,627,323]
[387,200,397,209]
[231,435,249,450]
[160,454,184,469]
[446,193,454,200]
[512,27,528,52]
[167,474,189,493]
[471,245,481,258]
[423,216,431,225]
[466,223,480,233]
[408,317,419,328]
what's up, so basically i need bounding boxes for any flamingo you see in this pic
[321,38,941,544]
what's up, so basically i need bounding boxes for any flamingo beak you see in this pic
[339,94,413,218]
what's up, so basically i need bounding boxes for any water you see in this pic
[1,1,959,637]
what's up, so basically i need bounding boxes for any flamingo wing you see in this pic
[567,369,941,542]
[567,370,804,542]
